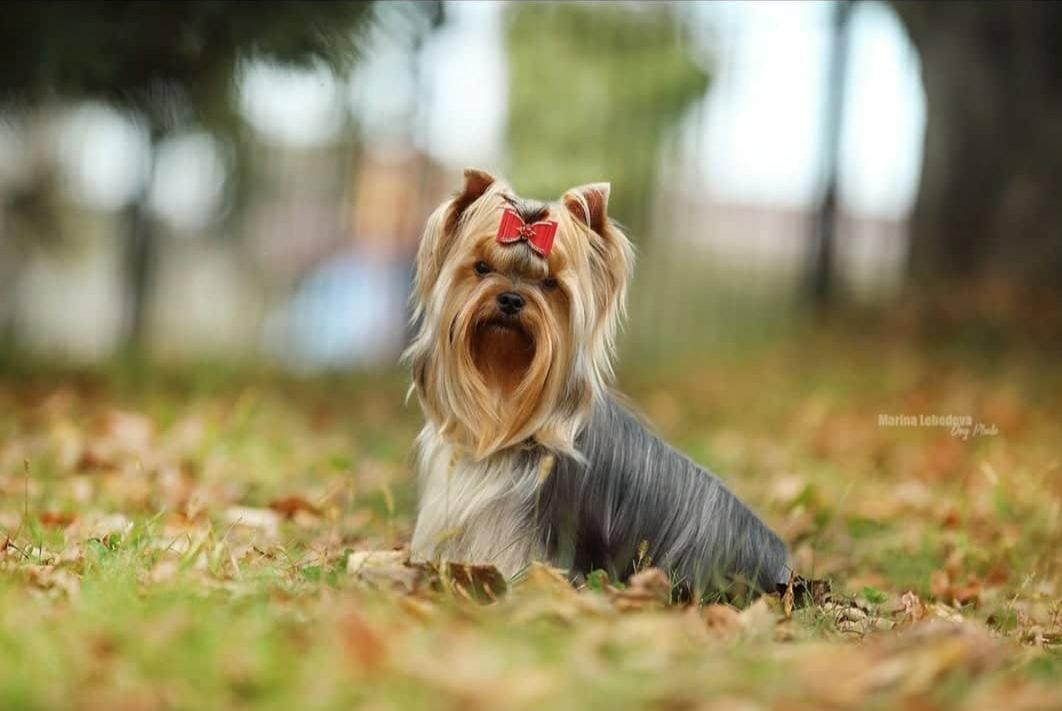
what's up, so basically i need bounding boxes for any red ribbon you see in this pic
[496,208,557,258]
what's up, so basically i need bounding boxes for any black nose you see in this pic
[496,291,525,315]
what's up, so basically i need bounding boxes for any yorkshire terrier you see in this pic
[405,169,789,599]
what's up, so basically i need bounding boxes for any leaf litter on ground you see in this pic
[0,335,1060,708]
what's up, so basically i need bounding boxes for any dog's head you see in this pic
[404,169,634,458]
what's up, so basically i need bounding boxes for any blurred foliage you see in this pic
[505,3,710,239]
[0,0,380,132]
[0,0,382,301]
[0,0,442,351]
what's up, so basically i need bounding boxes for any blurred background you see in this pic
[3,5,1062,703]
[1,0,1059,371]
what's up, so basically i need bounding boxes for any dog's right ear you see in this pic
[445,168,495,234]
[413,168,496,309]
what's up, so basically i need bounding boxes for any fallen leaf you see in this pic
[952,577,982,606]
[515,563,575,596]
[268,495,321,520]
[930,568,982,606]
[25,564,81,597]
[101,410,156,451]
[926,602,965,623]
[438,562,508,603]
[701,604,743,640]
[609,567,670,612]
[738,597,778,638]
[39,511,76,528]
[894,590,927,626]
[346,550,407,574]
[347,550,426,594]
[87,513,133,540]
[787,575,833,608]
[76,446,117,473]
[341,609,388,671]
[223,507,281,536]
[511,564,613,623]
[931,569,952,600]
[782,577,795,619]
[397,596,437,623]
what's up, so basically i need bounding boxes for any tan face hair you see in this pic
[404,168,634,458]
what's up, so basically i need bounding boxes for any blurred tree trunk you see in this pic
[121,126,161,353]
[807,0,852,306]
[895,2,1062,287]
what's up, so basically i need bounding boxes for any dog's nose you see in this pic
[496,291,525,315]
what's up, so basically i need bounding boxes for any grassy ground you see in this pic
[1,328,1060,710]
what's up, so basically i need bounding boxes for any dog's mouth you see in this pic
[480,315,525,333]
[471,316,536,394]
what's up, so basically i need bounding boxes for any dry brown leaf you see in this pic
[148,558,179,584]
[782,579,795,619]
[25,564,81,597]
[39,511,76,528]
[100,409,156,451]
[87,513,133,540]
[76,445,118,473]
[894,590,927,627]
[931,569,952,599]
[346,549,407,574]
[701,603,743,640]
[738,597,778,638]
[438,562,508,603]
[866,621,1004,696]
[341,609,388,671]
[268,495,321,520]
[516,563,575,596]
[510,564,613,624]
[930,568,982,606]
[347,550,427,595]
[223,507,281,537]
[786,575,832,609]
[941,507,961,528]
[797,619,1005,705]
[397,596,438,623]
[926,602,965,623]
[609,567,670,612]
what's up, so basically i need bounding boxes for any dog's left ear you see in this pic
[561,182,633,389]
[562,182,610,236]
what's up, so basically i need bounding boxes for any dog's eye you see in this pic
[474,260,492,276]
[542,277,558,291]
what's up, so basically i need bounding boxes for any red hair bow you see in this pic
[496,208,557,258]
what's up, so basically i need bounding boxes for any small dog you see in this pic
[406,169,789,598]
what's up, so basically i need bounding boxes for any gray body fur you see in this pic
[411,396,789,598]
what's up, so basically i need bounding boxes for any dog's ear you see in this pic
[560,181,633,389]
[446,168,496,234]
[413,169,497,311]
[562,182,610,236]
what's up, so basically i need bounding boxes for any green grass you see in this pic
[0,329,1060,709]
